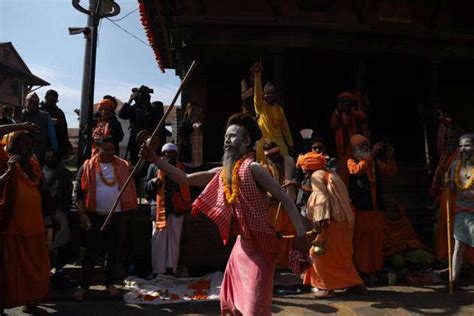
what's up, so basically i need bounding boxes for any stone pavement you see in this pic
[5,284,474,315]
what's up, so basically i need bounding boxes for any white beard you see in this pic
[354,148,370,160]
[222,143,247,185]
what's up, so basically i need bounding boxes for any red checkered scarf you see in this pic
[192,158,278,260]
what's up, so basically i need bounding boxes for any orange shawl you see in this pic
[155,162,191,230]
[80,155,137,213]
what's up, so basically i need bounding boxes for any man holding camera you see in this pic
[347,134,397,283]
[119,85,165,164]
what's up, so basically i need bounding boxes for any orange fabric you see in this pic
[262,160,295,269]
[80,155,138,213]
[0,171,50,308]
[383,210,428,258]
[296,152,326,172]
[353,211,384,274]
[268,202,295,269]
[303,221,363,290]
[347,157,397,211]
[350,134,368,149]
[155,162,191,230]
[97,99,116,112]
[435,190,474,263]
[331,112,367,186]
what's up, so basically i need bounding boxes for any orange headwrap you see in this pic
[350,134,369,149]
[337,91,353,100]
[296,152,327,172]
[97,99,116,112]
[3,131,31,154]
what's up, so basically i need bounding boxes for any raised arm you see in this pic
[253,65,266,115]
[141,144,218,187]
[250,162,305,237]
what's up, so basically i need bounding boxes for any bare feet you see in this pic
[73,288,87,302]
[312,288,336,298]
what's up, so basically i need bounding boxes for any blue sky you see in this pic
[0,0,180,127]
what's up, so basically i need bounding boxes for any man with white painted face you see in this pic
[140,113,305,315]
[449,133,474,289]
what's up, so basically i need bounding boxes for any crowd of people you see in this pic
[0,60,473,315]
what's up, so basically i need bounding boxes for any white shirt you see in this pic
[95,162,122,215]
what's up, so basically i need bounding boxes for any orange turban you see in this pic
[337,92,353,100]
[3,131,32,154]
[97,99,116,112]
[296,152,327,172]
[350,134,369,149]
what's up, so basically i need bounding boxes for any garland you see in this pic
[454,160,474,191]
[15,157,41,186]
[221,156,246,204]
[95,159,118,187]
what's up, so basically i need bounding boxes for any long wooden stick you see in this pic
[100,60,198,231]
[446,187,453,295]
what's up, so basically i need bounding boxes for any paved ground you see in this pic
[5,267,474,315]
[5,283,474,315]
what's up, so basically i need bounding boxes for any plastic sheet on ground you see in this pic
[123,272,223,305]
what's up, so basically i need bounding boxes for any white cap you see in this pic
[161,143,178,153]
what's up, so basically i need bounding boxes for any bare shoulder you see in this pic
[249,161,264,173]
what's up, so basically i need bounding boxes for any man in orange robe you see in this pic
[330,92,368,186]
[430,126,474,264]
[298,152,366,298]
[261,140,296,269]
[347,134,397,282]
[383,201,433,268]
[0,130,50,315]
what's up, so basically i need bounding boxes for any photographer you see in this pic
[119,85,165,165]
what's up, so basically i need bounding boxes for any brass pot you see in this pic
[310,239,326,256]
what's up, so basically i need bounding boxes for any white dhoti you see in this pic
[151,214,184,274]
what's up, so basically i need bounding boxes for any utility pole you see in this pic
[71,0,120,167]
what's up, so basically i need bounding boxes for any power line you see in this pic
[108,8,138,22]
[105,18,150,47]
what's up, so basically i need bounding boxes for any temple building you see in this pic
[138,0,474,267]
[0,42,49,115]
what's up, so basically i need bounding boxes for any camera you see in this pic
[132,85,154,94]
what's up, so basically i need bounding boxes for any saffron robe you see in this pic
[262,156,296,269]
[331,110,368,186]
[348,156,396,273]
[303,170,362,290]
[0,157,50,308]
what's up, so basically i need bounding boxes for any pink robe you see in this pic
[192,158,277,315]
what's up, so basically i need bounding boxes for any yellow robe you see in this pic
[254,71,293,162]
